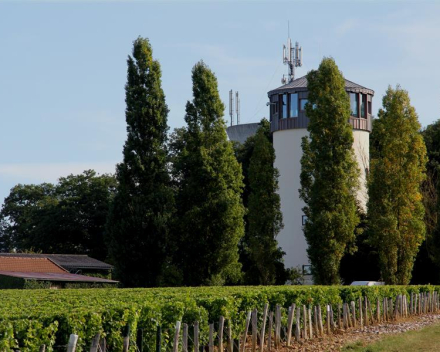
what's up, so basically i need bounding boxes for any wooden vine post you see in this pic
[194,322,199,352]
[66,334,78,352]
[242,311,252,352]
[173,321,181,352]
[260,303,268,352]
[251,310,257,352]
[89,333,100,352]
[209,324,214,352]
[182,323,188,352]
[219,316,225,352]
[267,311,273,350]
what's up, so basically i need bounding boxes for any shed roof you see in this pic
[268,75,374,96]
[0,271,118,283]
[0,254,112,270]
[0,257,67,273]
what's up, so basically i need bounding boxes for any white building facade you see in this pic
[267,76,374,277]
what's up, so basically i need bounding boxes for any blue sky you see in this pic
[1,0,440,204]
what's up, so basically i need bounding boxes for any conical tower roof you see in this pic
[268,76,374,96]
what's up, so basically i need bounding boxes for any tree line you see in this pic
[302,58,428,285]
[0,37,285,287]
[0,37,438,287]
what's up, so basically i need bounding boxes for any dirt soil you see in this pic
[277,314,440,352]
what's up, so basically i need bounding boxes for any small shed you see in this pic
[0,253,113,278]
[0,256,118,289]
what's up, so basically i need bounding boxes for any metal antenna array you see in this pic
[235,92,240,125]
[282,33,302,84]
[229,90,234,126]
[229,90,240,126]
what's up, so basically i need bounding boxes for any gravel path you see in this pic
[278,314,440,351]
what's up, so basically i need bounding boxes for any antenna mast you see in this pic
[229,90,234,126]
[235,91,240,125]
[282,28,302,84]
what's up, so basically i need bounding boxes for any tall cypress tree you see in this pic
[299,58,360,285]
[368,86,427,285]
[171,61,244,286]
[245,124,284,284]
[106,37,174,287]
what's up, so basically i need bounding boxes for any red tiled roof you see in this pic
[0,257,67,273]
[0,271,118,283]
[0,253,113,270]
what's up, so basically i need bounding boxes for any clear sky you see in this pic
[1,0,440,205]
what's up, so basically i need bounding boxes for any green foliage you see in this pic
[23,280,51,289]
[412,120,440,284]
[0,286,436,351]
[0,170,117,260]
[106,37,174,287]
[0,276,26,289]
[64,283,116,289]
[421,119,440,174]
[239,120,285,284]
[340,211,380,284]
[299,58,360,284]
[284,267,305,285]
[368,86,427,285]
[170,61,245,286]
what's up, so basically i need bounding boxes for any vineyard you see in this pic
[0,285,438,351]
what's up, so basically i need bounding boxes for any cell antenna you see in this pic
[281,25,302,84]
[235,91,240,125]
[229,90,234,126]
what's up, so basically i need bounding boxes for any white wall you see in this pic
[273,129,309,270]
[352,130,370,211]
[273,128,370,271]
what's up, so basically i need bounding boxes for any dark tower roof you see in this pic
[268,76,374,96]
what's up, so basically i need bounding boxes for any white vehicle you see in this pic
[350,281,385,286]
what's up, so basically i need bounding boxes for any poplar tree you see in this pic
[368,86,427,285]
[299,58,360,285]
[245,125,284,284]
[171,61,244,286]
[106,37,174,287]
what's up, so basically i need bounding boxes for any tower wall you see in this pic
[273,128,370,272]
[273,128,308,270]
[352,130,370,211]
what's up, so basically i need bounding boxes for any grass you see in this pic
[342,321,440,351]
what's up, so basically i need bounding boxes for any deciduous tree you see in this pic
[106,37,174,287]
[368,86,427,285]
[299,57,360,285]
[234,119,286,284]
[171,61,244,286]
[246,124,284,284]
[0,170,116,259]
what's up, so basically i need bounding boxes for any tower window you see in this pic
[282,93,288,118]
[300,99,308,112]
[302,215,308,226]
[272,99,278,115]
[368,101,372,114]
[290,93,298,118]
[350,93,359,117]
[302,265,312,275]
[361,94,367,118]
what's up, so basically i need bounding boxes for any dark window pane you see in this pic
[302,215,308,225]
[290,93,298,117]
[368,101,372,114]
[300,99,308,111]
[361,94,367,118]
[350,93,358,117]
[282,94,288,118]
